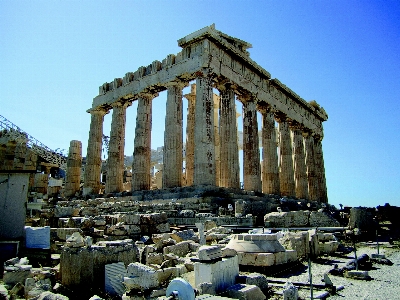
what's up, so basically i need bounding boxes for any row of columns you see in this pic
[84,75,327,202]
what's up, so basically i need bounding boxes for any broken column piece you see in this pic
[64,140,82,197]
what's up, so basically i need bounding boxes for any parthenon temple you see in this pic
[83,24,328,203]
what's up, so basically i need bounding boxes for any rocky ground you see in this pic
[267,243,400,300]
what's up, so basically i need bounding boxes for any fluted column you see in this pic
[304,132,318,201]
[105,101,128,193]
[290,123,308,199]
[65,140,82,197]
[241,95,262,192]
[184,84,196,186]
[314,135,328,202]
[213,93,221,186]
[163,82,186,188]
[83,108,107,195]
[276,114,296,197]
[194,72,216,186]
[131,93,156,191]
[260,106,280,194]
[218,84,240,188]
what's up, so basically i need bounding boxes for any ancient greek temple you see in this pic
[83,25,328,202]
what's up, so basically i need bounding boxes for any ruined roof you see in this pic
[178,24,252,55]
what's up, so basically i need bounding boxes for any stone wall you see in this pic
[60,240,138,290]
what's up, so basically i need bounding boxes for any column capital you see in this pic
[215,78,237,92]
[138,92,159,100]
[257,102,275,114]
[165,80,188,90]
[288,120,304,131]
[183,83,196,102]
[274,112,291,123]
[87,107,109,116]
[111,100,131,109]
[194,67,216,79]
[302,128,313,138]
[237,91,255,103]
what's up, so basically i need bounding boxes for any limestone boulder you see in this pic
[124,263,159,290]
[171,229,199,243]
[227,284,266,300]
[163,241,191,257]
[279,231,309,258]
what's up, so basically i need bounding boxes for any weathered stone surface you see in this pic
[283,282,298,300]
[84,109,107,195]
[242,98,262,192]
[227,284,266,300]
[64,140,82,197]
[226,234,286,253]
[35,291,69,300]
[124,263,158,290]
[279,231,309,258]
[348,207,374,230]
[264,211,310,228]
[163,241,191,257]
[309,211,340,227]
[171,229,198,242]
[198,245,222,261]
[237,273,268,293]
[65,232,85,247]
[105,262,126,296]
[195,256,239,294]
[61,241,138,290]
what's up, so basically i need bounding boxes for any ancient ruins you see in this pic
[1,25,399,300]
[83,24,328,202]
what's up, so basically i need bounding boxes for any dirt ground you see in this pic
[266,243,400,300]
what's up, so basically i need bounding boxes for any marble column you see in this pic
[163,82,185,188]
[304,132,318,201]
[131,94,155,191]
[276,114,296,197]
[105,101,128,193]
[184,84,196,186]
[213,93,221,186]
[218,84,240,189]
[290,123,308,199]
[84,108,107,195]
[314,135,328,203]
[260,107,280,194]
[194,73,216,186]
[241,95,262,192]
[65,140,82,197]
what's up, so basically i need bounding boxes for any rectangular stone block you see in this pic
[125,263,159,290]
[274,252,287,265]
[255,253,275,267]
[285,250,298,263]
[238,252,257,266]
[25,226,50,249]
[195,256,239,294]
[105,262,126,296]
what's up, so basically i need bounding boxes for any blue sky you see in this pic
[1,1,399,208]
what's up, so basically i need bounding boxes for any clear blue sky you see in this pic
[1,1,399,208]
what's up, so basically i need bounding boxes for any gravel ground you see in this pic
[267,245,400,300]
